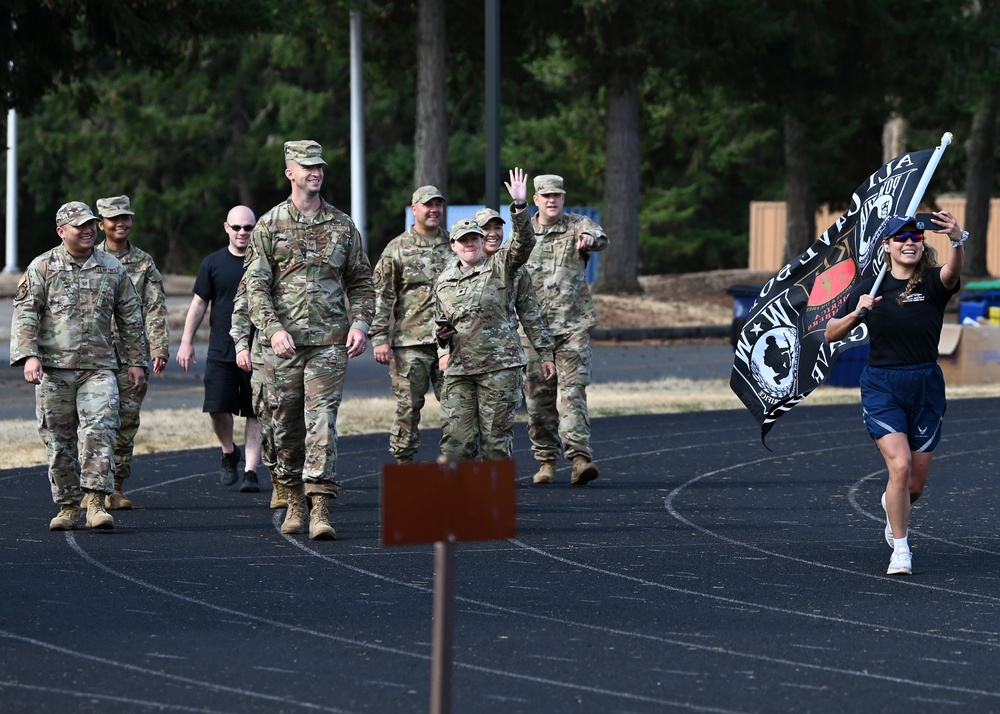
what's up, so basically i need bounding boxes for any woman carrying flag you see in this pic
[825,210,967,576]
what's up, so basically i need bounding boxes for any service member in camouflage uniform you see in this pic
[244,140,375,540]
[370,185,452,464]
[11,201,148,531]
[93,195,168,510]
[524,174,610,486]
[230,275,282,507]
[434,168,534,461]
[474,206,556,382]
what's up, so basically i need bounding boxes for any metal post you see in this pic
[5,107,18,273]
[350,10,368,253]
[484,0,500,209]
[429,539,455,714]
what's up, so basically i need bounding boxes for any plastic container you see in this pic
[726,284,763,348]
[958,290,1000,323]
[825,343,871,388]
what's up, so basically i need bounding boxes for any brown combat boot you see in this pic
[49,504,81,531]
[281,483,308,534]
[533,461,556,484]
[270,475,287,509]
[107,477,133,510]
[85,491,115,529]
[570,456,599,486]
[308,494,337,541]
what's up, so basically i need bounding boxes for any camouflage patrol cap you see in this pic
[96,195,134,218]
[55,201,99,227]
[412,185,446,205]
[473,207,505,227]
[284,140,327,166]
[533,174,566,195]
[450,219,485,242]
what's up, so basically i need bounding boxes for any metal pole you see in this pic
[5,108,17,274]
[429,539,455,714]
[350,10,368,253]
[484,0,500,209]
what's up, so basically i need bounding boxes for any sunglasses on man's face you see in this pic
[889,231,924,243]
[228,224,255,232]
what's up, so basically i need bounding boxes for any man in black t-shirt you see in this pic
[176,205,262,492]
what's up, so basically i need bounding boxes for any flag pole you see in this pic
[861,132,953,317]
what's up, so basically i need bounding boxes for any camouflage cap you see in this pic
[450,219,485,242]
[533,174,566,195]
[55,201,99,227]
[96,195,134,218]
[412,185,446,205]
[473,207,505,227]
[284,140,327,166]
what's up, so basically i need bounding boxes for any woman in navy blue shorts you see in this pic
[825,211,967,576]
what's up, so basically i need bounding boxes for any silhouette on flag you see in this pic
[730,148,937,443]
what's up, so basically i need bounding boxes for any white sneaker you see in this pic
[887,549,912,576]
[881,492,893,549]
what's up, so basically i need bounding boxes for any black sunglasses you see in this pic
[889,231,924,243]
[228,224,255,232]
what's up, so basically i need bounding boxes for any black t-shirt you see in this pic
[844,267,958,367]
[193,247,247,362]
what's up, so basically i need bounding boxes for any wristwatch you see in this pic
[951,230,969,248]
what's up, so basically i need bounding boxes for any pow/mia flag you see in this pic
[730,147,941,444]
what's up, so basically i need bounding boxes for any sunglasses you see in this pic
[228,224,255,232]
[889,231,924,243]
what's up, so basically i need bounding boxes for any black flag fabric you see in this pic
[730,148,936,443]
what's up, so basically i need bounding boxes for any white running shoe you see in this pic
[881,492,894,549]
[887,549,912,576]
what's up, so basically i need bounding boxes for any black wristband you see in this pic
[514,202,527,210]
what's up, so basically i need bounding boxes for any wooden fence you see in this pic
[749,198,1000,275]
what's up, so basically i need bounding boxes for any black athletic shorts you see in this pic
[203,358,254,417]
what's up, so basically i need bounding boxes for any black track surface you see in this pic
[3,399,1000,713]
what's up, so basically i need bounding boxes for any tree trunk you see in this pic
[882,112,907,164]
[593,70,642,294]
[964,105,995,277]
[413,0,448,193]
[783,113,817,263]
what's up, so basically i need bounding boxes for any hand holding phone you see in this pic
[914,212,938,232]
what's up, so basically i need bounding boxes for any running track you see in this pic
[3,399,1000,713]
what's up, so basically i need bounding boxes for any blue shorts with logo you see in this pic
[859,362,945,452]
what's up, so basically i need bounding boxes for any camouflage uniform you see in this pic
[11,217,147,506]
[231,278,275,477]
[435,207,534,460]
[370,215,452,462]
[524,200,609,464]
[96,235,168,484]
[244,196,375,496]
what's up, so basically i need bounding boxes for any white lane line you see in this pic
[663,444,1000,602]
[66,525,746,714]
[0,679,234,713]
[0,629,353,714]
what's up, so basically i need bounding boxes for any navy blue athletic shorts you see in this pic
[860,362,946,452]
[203,358,254,417]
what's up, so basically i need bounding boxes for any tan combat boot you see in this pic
[309,494,337,541]
[85,491,115,529]
[533,461,556,484]
[107,477,133,510]
[270,475,287,509]
[49,504,82,531]
[281,483,308,534]
[570,456,599,486]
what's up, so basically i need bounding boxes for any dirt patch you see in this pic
[593,269,771,328]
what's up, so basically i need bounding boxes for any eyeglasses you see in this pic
[452,236,482,244]
[228,224,254,232]
[890,231,924,243]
